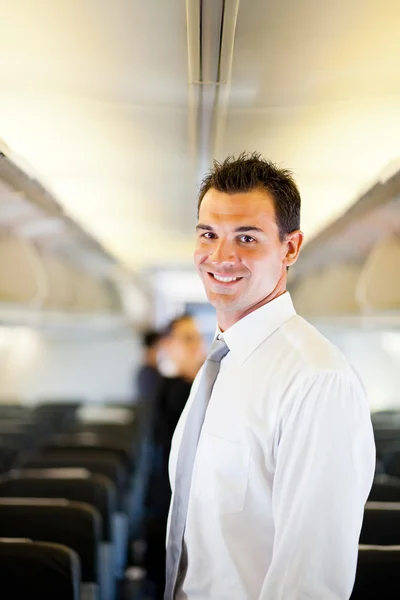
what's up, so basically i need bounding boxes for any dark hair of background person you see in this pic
[142,330,162,349]
[198,151,301,241]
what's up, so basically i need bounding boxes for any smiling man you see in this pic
[165,153,375,600]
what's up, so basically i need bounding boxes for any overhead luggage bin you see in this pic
[314,264,361,315]
[0,499,100,599]
[289,169,400,324]
[357,234,400,311]
[0,147,131,328]
[0,539,80,600]
[292,264,362,317]
[67,268,111,313]
[40,254,75,310]
[290,274,322,316]
[0,235,45,304]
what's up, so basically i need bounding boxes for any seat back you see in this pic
[360,502,400,545]
[16,454,130,582]
[368,476,400,502]
[351,545,400,599]
[0,470,116,541]
[0,499,100,586]
[0,539,81,600]
[0,471,117,600]
[0,446,19,474]
[382,450,400,478]
[18,451,128,510]
[33,402,81,434]
[43,432,134,471]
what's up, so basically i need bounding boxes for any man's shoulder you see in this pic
[278,314,350,375]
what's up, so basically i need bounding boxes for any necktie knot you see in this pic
[207,336,230,363]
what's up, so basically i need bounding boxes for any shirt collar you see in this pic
[216,292,296,364]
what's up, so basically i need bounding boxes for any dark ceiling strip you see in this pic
[216,0,226,83]
[199,0,204,83]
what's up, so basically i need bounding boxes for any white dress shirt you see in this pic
[168,292,376,600]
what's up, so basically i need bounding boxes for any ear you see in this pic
[283,230,304,268]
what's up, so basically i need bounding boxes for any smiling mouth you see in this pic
[207,272,243,284]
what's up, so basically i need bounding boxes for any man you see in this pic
[165,153,375,599]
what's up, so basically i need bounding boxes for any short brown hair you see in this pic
[198,152,301,241]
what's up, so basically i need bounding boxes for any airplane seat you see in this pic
[33,402,82,435]
[17,451,128,508]
[42,432,135,473]
[350,545,400,599]
[0,429,36,452]
[371,410,400,428]
[373,428,400,453]
[41,432,137,541]
[16,451,130,578]
[368,475,400,501]
[75,422,138,459]
[0,539,81,600]
[381,450,400,478]
[360,502,400,546]
[0,446,20,474]
[0,500,100,600]
[0,404,29,419]
[0,471,116,600]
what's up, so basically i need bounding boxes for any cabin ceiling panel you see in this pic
[0,0,189,106]
[1,0,400,270]
[0,0,196,269]
[221,0,400,243]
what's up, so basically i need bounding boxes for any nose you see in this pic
[209,239,237,265]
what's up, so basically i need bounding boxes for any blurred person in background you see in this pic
[156,315,206,447]
[136,329,163,400]
[145,314,205,600]
[130,328,166,553]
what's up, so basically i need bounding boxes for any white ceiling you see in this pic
[0,0,400,270]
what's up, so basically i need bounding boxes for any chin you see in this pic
[207,293,240,311]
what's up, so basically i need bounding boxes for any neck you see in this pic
[216,275,287,332]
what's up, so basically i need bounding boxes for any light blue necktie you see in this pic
[164,336,230,600]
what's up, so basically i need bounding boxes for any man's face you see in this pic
[194,188,301,327]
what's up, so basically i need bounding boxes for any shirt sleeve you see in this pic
[258,369,376,600]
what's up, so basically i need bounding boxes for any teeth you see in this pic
[213,274,239,283]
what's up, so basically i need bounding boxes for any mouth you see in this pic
[206,272,244,286]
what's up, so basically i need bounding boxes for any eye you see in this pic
[238,235,256,243]
[201,232,216,239]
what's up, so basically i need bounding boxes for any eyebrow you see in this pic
[196,223,265,233]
